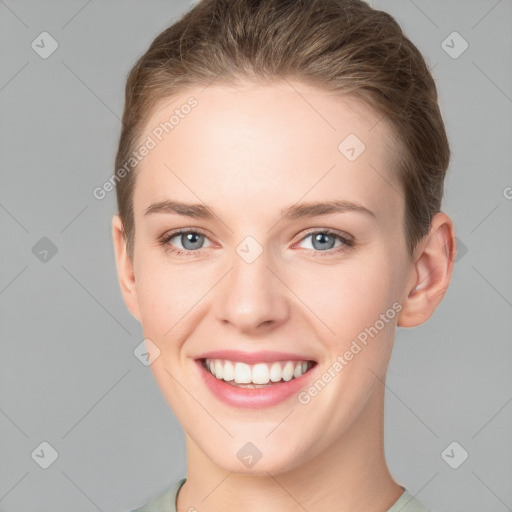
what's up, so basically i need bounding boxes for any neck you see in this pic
[177,380,403,512]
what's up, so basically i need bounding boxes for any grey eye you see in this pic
[299,232,342,251]
[169,231,210,251]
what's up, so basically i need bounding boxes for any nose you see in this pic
[214,246,290,333]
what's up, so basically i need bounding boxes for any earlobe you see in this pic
[112,215,141,322]
[397,212,456,328]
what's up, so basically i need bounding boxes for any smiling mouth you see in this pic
[199,358,317,388]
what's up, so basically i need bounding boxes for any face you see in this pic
[115,80,416,475]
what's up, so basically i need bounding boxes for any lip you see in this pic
[195,357,318,409]
[194,349,317,364]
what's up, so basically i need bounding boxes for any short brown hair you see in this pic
[114,0,450,260]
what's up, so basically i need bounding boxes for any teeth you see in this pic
[223,360,234,381]
[269,362,282,382]
[234,362,252,384]
[282,361,294,381]
[214,360,223,380]
[204,358,313,385]
[252,363,270,384]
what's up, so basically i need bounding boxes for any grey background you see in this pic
[0,0,511,511]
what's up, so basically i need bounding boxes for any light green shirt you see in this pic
[130,478,432,511]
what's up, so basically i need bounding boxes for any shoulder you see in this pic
[129,478,187,512]
[129,480,432,512]
[387,488,433,512]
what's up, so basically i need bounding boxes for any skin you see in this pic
[112,80,456,512]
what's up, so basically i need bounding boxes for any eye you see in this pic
[159,228,354,258]
[295,229,354,256]
[159,229,212,256]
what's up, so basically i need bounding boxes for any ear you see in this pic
[397,212,456,327]
[112,214,141,322]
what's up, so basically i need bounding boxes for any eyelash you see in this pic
[158,228,355,258]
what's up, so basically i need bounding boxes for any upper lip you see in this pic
[195,350,317,364]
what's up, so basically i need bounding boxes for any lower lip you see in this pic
[195,359,317,409]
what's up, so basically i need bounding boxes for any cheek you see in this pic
[134,239,405,352]
[293,256,398,339]
[292,257,401,382]
[134,255,213,339]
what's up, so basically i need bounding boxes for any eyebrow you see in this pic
[144,199,375,220]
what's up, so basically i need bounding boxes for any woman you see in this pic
[112,0,456,510]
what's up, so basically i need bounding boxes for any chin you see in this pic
[201,437,310,477]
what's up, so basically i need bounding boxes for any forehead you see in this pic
[133,81,402,223]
